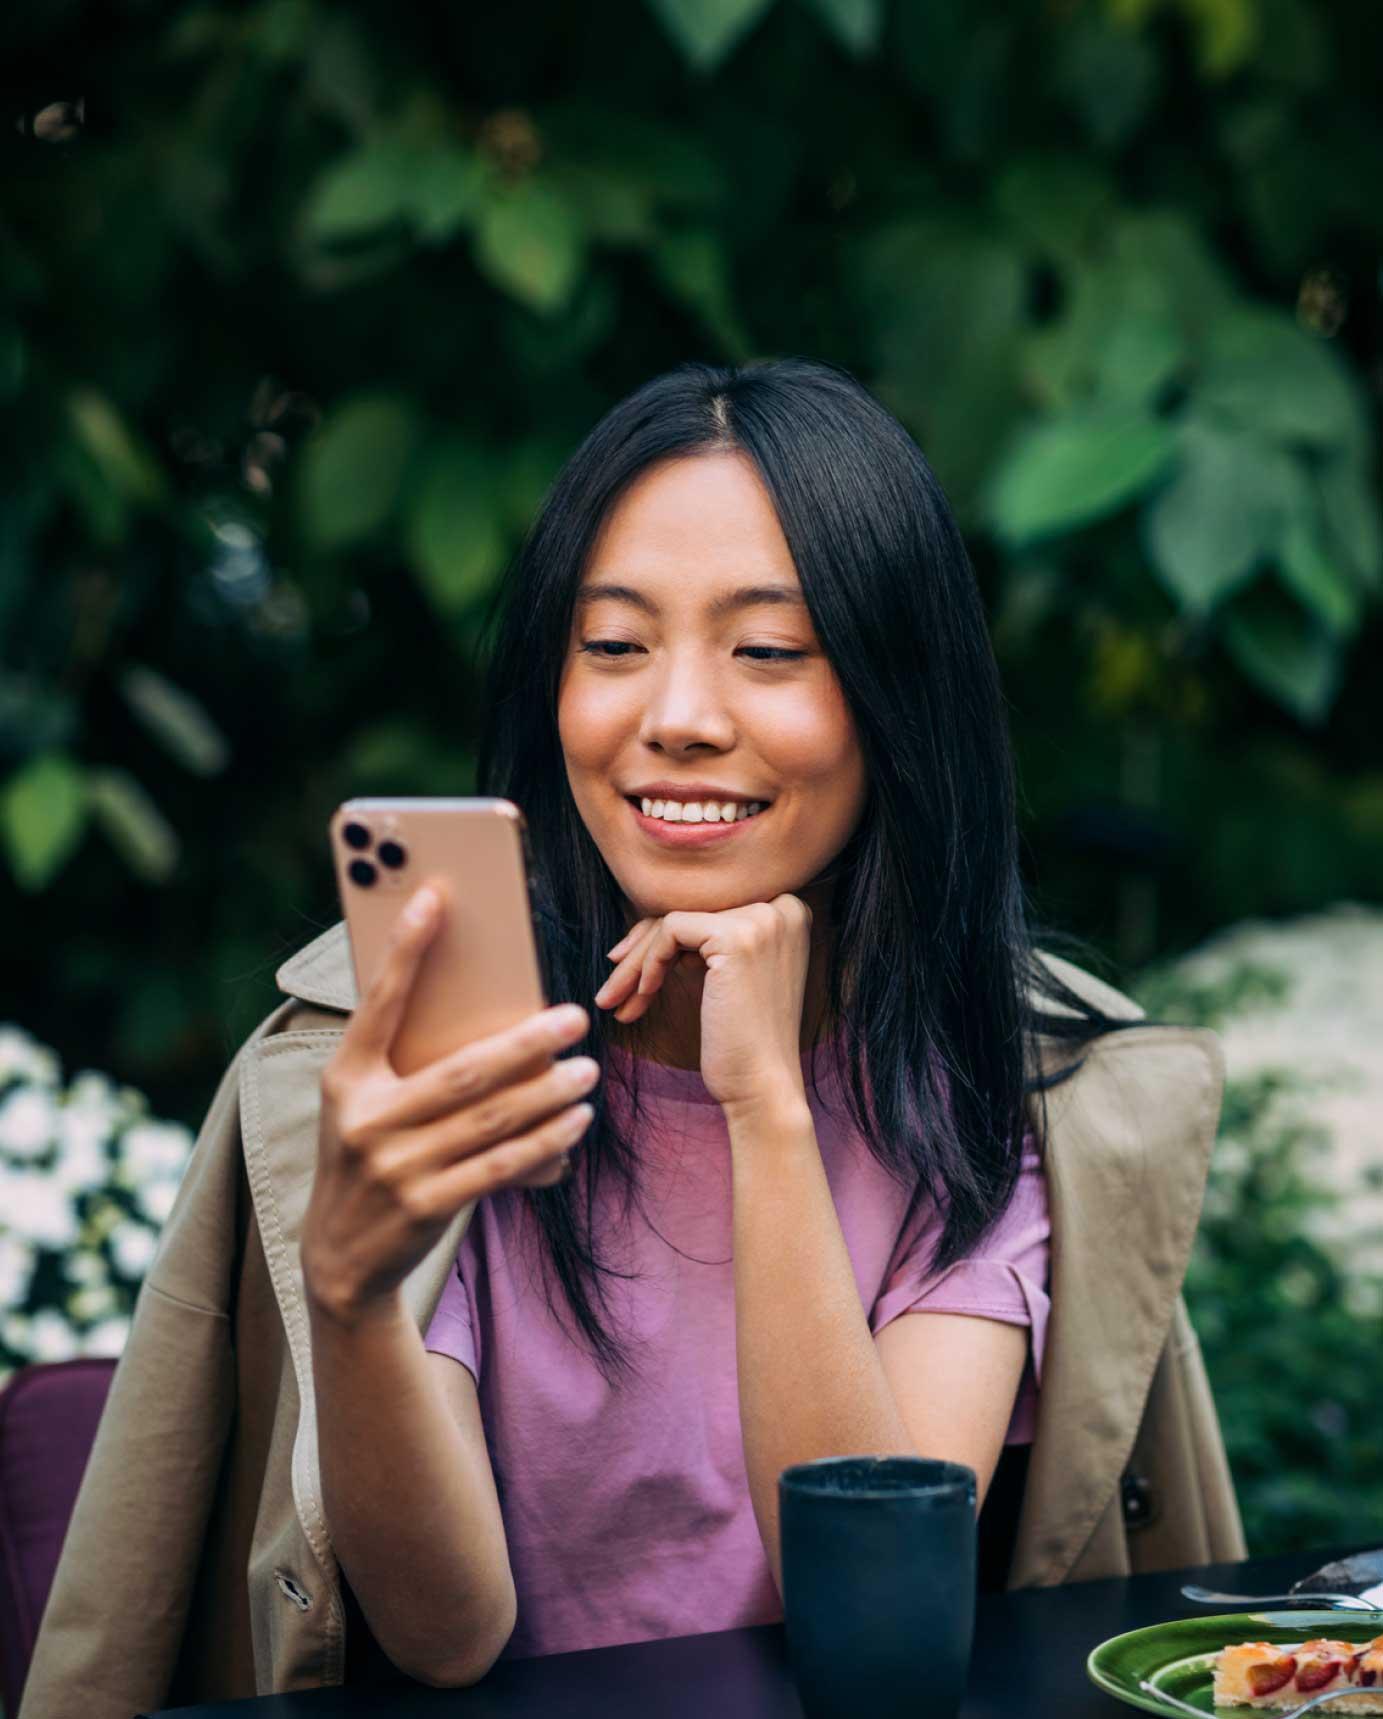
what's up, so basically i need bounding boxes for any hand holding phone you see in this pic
[302,887,599,1320]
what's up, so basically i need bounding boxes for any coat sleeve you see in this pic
[18,1002,297,1719]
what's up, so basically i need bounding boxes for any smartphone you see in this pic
[328,797,547,1076]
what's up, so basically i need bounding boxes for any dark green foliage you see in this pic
[1,0,1380,1120]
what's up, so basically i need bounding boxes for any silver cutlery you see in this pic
[1181,1583,1383,1612]
[1140,1674,1383,1719]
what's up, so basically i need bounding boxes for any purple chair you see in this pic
[0,1357,117,1717]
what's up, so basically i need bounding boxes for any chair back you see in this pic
[0,1358,117,1717]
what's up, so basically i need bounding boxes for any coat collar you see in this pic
[275,920,356,1014]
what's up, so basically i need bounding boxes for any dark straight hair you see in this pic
[478,356,1162,1387]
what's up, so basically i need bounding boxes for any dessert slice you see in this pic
[1214,1635,1383,1711]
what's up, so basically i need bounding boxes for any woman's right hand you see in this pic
[301,883,598,1323]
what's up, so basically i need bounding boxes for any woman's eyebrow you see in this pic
[574,582,805,617]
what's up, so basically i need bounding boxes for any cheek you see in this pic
[769,681,866,815]
[556,672,629,778]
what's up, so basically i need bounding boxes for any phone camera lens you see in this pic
[376,839,406,869]
[343,821,372,851]
[348,858,376,887]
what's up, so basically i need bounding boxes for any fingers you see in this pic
[375,1001,590,1131]
[606,919,652,963]
[376,1053,601,1180]
[594,921,661,1017]
[340,884,443,1063]
[409,1100,595,1216]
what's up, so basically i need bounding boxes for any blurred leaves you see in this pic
[0,755,88,891]
[298,393,420,549]
[1,0,1380,1117]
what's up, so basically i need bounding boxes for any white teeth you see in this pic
[635,797,769,824]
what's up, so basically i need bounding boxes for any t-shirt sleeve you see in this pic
[869,1129,1050,1391]
[423,1251,480,1386]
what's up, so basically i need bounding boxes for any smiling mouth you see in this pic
[624,796,769,826]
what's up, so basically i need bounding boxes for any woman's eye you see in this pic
[576,641,806,662]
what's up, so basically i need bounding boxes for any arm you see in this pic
[728,1100,1027,1597]
[308,1290,516,1688]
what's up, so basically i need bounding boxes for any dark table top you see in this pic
[149,1543,1377,1718]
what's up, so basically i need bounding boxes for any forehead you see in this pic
[580,452,800,593]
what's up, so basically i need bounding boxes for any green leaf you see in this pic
[0,753,88,890]
[994,155,1117,262]
[1196,308,1364,449]
[1180,0,1259,78]
[1095,314,1186,407]
[1050,13,1160,149]
[800,0,883,56]
[1276,515,1363,637]
[645,0,776,69]
[67,391,165,505]
[305,143,484,246]
[86,767,180,882]
[1141,417,1295,613]
[473,181,585,315]
[405,439,508,616]
[1219,586,1341,724]
[987,409,1177,546]
[1316,455,1382,590]
[298,393,420,550]
[119,665,231,776]
[650,230,752,359]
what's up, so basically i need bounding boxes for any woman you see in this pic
[298,357,1161,1687]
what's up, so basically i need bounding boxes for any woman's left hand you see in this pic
[594,896,813,1121]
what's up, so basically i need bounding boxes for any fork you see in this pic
[1140,1675,1383,1718]
[1181,1584,1383,1612]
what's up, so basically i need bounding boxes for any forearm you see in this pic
[308,1291,514,1687]
[728,1100,916,1596]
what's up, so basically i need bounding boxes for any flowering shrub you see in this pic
[1132,903,1383,1555]
[0,1024,192,1380]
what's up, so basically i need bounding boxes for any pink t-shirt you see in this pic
[423,1036,1049,1662]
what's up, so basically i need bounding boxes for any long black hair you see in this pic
[479,356,1163,1386]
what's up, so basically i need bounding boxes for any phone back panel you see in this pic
[329,798,547,1076]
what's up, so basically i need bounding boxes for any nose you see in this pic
[637,647,735,756]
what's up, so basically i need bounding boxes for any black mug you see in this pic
[779,1455,977,1719]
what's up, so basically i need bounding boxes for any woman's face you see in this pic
[557,451,868,924]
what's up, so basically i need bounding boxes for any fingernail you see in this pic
[406,887,437,926]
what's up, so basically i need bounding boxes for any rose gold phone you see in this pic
[328,797,546,1076]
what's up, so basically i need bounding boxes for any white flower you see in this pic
[109,1220,158,1280]
[66,1285,119,1323]
[118,1120,192,1182]
[0,1234,36,1305]
[80,1316,130,1357]
[2,1312,31,1352]
[50,1127,112,1197]
[28,1309,79,1362]
[63,1249,109,1287]
[1,1167,81,1248]
[0,1026,61,1088]
[0,1086,59,1159]
[134,1177,180,1226]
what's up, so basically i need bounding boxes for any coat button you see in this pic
[1121,1471,1154,1528]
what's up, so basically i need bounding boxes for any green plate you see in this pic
[1087,1610,1383,1716]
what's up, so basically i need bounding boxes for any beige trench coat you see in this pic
[19,927,1245,1719]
